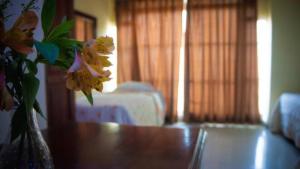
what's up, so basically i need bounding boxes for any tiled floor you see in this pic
[168,123,300,169]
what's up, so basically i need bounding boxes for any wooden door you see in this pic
[46,0,75,129]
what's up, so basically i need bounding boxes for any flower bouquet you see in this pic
[0,0,113,168]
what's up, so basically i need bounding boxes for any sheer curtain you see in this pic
[184,0,260,123]
[116,0,183,121]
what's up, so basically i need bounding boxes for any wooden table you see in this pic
[43,123,206,169]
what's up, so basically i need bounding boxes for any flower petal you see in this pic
[68,49,82,73]
[95,36,115,54]
[83,61,102,77]
[4,11,38,54]
[94,82,103,92]
[102,70,111,77]
[7,44,33,54]
[66,73,81,91]
[99,56,112,67]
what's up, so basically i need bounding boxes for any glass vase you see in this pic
[0,110,54,169]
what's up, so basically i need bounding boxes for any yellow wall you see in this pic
[258,0,271,19]
[270,0,300,108]
[74,0,116,36]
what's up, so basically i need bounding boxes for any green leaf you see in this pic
[33,100,46,119]
[5,62,18,83]
[35,41,59,64]
[54,58,71,69]
[41,0,56,35]
[11,104,27,143]
[22,73,40,115]
[83,91,93,105]
[25,59,37,74]
[35,54,70,69]
[52,38,82,49]
[47,20,74,41]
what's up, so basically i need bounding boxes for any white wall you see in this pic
[0,0,47,143]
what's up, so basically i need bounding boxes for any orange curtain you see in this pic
[116,0,183,121]
[184,0,260,123]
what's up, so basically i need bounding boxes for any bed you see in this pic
[269,93,300,148]
[75,82,166,126]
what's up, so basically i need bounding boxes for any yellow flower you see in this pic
[82,40,112,68]
[66,69,110,94]
[1,11,38,54]
[66,37,113,94]
[95,36,115,54]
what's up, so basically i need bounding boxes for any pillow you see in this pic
[114,81,167,113]
[114,81,156,93]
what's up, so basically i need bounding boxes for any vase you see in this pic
[0,110,54,169]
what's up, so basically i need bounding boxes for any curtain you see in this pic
[185,0,260,123]
[116,0,183,121]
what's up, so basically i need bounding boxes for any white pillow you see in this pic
[114,81,166,112]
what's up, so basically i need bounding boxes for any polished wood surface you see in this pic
[43,123,202,169]
[201,126,300,169]
[168,123,300,169]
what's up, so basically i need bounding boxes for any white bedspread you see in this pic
[76,105,135,125]
[76,92,165,126]
[269,93,300,148]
